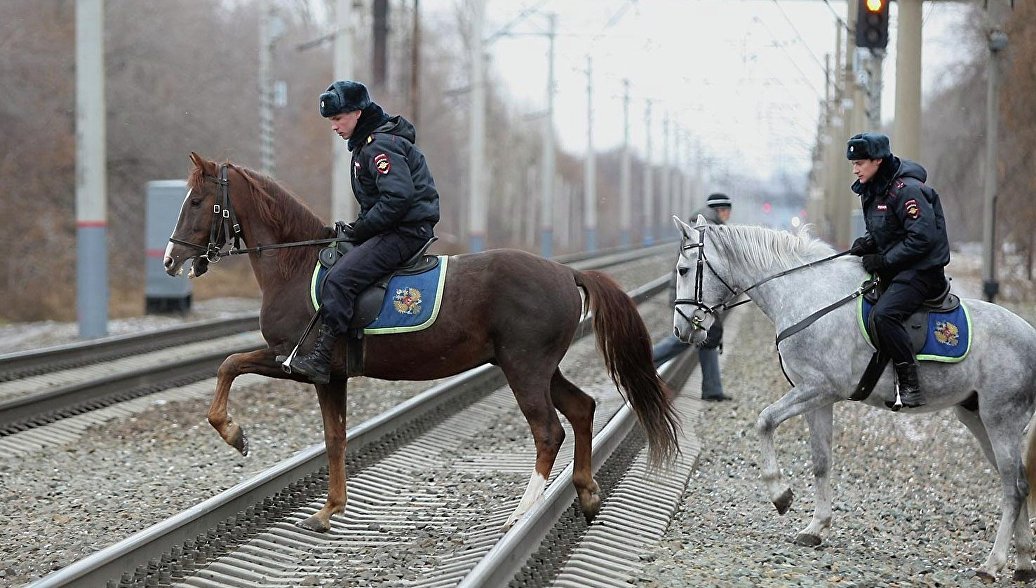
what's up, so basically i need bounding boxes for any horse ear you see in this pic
[695,214,707,227]
[673,215,694,240]
[188,151,214,175]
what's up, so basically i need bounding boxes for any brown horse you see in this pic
[164,152,680,532]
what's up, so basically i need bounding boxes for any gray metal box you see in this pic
[145,180,192,313]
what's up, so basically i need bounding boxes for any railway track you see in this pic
[24,247,694,588]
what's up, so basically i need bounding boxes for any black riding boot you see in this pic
[894,361,925,408]
[289,324,335,384]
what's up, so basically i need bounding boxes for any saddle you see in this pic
[314,226,439,376]
[862,279,960,354]
[317,228,440,328]
[852,278,966,406]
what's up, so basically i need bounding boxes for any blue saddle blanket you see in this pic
[310,255,449,335]
[858,297,972,362]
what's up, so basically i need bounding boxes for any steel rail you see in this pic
[0,340,262,435]
[457,344,697,587]
[0,314,260,382]
[29,271,672,588]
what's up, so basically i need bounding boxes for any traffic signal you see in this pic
[856,0,889,50]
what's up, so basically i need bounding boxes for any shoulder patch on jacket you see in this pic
[904,198,920,219]
[373,153,391,175]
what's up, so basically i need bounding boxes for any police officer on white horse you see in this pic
[846,132,950,408]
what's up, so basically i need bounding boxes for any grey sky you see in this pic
[424,0,972,182]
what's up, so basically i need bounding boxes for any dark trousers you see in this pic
[871,267,947,364]
[320,230,429,336]
[651,336,724,398]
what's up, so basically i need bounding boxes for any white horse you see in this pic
[671,214,1036,582]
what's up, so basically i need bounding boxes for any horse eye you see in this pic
[190,197,202,207]
[678,267,688,276]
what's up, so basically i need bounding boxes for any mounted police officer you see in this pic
[289,80,440,384]
[847,132,950,408]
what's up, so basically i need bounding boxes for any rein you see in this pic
[674,224,874,346]
[168,163,345,261]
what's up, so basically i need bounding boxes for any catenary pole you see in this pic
[76,0,108,339]
[331,0,356,222]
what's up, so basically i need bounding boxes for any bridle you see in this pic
[167,163,347,262]
[168,164,242,263]
[673,224,865,344]
[673,225,743,332]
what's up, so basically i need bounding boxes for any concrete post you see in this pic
[331,0,355,222]
[583,56,597,252]
[619,79,632,247]
[76,0,108,339]
[467,0,487,252]
[893,0,922,162]
[540,13,556,258]
[982,1,1010,302]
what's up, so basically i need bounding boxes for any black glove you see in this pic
[702,320,724,349]
[850,236,874,256]
[337,221,359,242]
[861,254,884,273]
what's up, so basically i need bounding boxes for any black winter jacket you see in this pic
[349,115,440,242]
[852,157,950,273]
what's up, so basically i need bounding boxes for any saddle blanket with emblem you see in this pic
[310,255,449,335]
[857,297,972,362]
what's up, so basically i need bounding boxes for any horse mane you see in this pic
[188,161,330,279]
[232,164,330,278]
[708,223,837,275]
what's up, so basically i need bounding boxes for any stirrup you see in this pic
[281,312,322,374]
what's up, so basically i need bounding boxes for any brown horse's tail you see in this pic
[574,269,681,468]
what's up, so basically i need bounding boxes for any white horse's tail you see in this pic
[1024,413,1036,514]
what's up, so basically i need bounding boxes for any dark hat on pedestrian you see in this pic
[706,193,733,208]
[319,80,371,117]
[846,132,892,160]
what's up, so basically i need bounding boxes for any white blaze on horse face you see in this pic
[164,188,193,274]
[503,471,548,529]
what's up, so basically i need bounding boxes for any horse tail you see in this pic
[1024,412,1036,514]
[573,269,681,468]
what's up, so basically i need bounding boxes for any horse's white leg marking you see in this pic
[503,471,548,529]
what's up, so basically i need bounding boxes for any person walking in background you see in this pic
[653,192,733,402]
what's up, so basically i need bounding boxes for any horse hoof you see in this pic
[774,489,794,515]
[231,430,249,456]
[500,517,519,532]
[974,569,997,584]
[793,533,822,547]
[1013,569,1036,582]
[578,490,601,523]
[296,515,330,533]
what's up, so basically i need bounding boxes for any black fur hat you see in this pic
[846,132,892,160]
[319,81,371,117]
[706,193,732,208]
